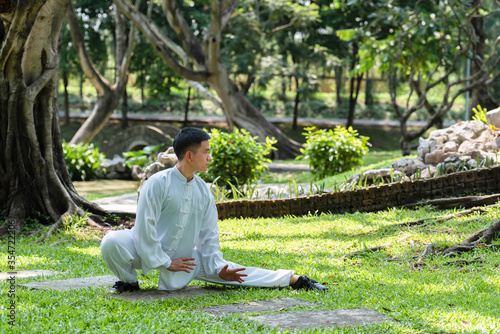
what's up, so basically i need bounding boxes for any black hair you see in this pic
[173,127,211,160]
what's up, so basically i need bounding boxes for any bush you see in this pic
[298,126,370,179]
[203,128,277,189]
[122,143,165,168]
[62,141,105,181]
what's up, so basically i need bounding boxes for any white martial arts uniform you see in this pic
[101,166,293,290]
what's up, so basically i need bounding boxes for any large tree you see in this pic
[0,0,108,236]
[112,0,302,159]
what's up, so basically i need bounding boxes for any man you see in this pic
[101,127,327,293]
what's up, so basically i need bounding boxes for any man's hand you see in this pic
[219,264,248,283]
[167,257,197,273]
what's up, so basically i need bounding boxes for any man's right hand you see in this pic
[167,257,197,273]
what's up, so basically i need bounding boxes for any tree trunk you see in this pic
[365,70,374,106]
[121,87,129,129]
[207,66,302,158]
[79,71,84,111]
[62,68,70,125]
[0,0,94,232]
[469,7,498,114]
[184,86,191,128]
[347,42,363,128]
[67,1,136,144]
[334,65,343,106]
[292,76,300,131]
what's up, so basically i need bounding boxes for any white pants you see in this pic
[101,229,294,291]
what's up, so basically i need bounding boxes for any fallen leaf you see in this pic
[461,320,470,326]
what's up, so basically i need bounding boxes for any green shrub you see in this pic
[122,143,164,168]
[62,141,105,181]
[298,126,370,179]
[203,128,277,189]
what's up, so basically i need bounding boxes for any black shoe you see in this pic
[108,281,140,294]
[291,276,328,292]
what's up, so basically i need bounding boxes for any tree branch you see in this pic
[162,0,207,68]
[113,0,209,81]
[66,1,110,95]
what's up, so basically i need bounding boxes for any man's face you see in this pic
[191,140,211,173]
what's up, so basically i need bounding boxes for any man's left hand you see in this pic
[219,264,248,283]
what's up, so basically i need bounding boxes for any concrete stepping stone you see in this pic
[0,270,62,280]
[201,298,320,315]
[21,275,118,291]
[248,307,392,331]
[108,286,224,301]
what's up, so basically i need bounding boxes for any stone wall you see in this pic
[215,165,500,220]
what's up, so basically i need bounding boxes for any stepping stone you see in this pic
[202,298,320,315]
[248,307,392,331]
[108,286,224,301]
[0,270,62,280]
[21,275,118,291]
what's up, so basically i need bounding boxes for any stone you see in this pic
[485,137,500,151]
[456,120,488,141]
[108,285,223,302]
[101,155,130,179]
[432,135,447,146]
[486,107,500,128]
[0,270,62,280]
[457,141,485,154]
[247,307,392,331]
[424,149,445,165]
[21,275,119,291]
[130,165,144,181]
[202,298,319,316]
[442,141,457,153]
[420,165,436,178]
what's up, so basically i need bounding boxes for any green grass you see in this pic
[2,204,500,333]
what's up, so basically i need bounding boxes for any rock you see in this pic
[457,141,485,154]
[424,149,445,165]
[420,165,436,178]
[100,155,130,179]
[456,120,489,141]
[131,165,144,180]
[486,107,500,128]
[137,147,179,196]
[442,141,457,153]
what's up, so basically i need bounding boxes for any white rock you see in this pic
[486,107,500,128]
[424,149,445,165]
[442,141,457,153]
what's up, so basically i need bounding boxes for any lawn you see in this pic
[2,202,500,333]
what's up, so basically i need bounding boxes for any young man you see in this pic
[101,127,327,293]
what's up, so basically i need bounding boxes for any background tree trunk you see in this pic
[62,68,70,125]
[67,2,136,144]
[121,87,129,129]
[469,9,498,114]
[0,0,91,232]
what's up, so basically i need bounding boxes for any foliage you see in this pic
[472,105,496,130]
[62,141,105,181]
[122,143,164,168]
[204,128,277,189]
[298,126,370,179]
